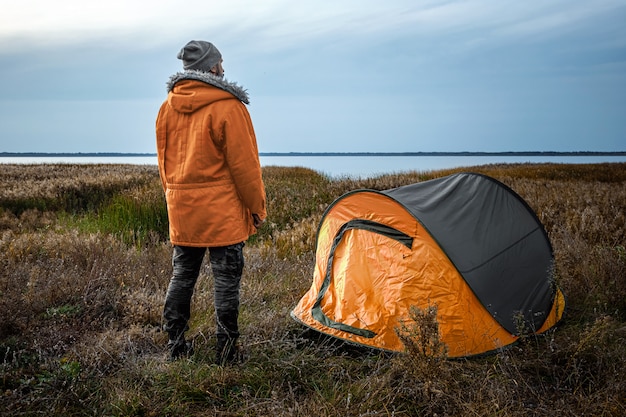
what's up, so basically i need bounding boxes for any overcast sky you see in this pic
[1,0,625,153]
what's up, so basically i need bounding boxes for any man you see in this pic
[156,40,267,364]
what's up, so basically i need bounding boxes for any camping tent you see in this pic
[291,172,565,358]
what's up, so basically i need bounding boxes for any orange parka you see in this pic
[156,71,267,247]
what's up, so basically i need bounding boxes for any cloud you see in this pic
[0,1,614,47]
[3,0,625,70]
[1,1,392,50]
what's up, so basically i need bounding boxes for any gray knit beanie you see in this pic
[177,40,222,72]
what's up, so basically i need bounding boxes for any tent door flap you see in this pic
[311,219,413,338]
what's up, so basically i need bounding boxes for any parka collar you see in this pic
[166,70,250,104]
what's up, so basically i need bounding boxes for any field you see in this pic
[1,162,625,416]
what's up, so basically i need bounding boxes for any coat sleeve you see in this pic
[222,102,267,220]
[155,101,169,192]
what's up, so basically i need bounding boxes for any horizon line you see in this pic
[2,151,626,157]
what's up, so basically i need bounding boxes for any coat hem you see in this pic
[169,236,250,248]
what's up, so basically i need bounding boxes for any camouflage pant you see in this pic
[163,242,244,344]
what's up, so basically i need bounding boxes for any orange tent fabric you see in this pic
[291,173,565,358]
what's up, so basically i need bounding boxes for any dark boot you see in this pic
[215,335,239,365]
[168,338,194,361]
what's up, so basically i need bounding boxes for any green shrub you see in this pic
[96,187,169,247]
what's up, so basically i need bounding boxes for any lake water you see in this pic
[1,154,625,178]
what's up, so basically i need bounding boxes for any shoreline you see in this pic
[2,151,625,158]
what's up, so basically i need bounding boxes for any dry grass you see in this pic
[1,162,625,416]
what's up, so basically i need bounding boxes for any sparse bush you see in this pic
[396,304,447,364]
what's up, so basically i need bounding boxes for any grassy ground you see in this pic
[1,162,625,416]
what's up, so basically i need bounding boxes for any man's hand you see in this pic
[252,213,265,229]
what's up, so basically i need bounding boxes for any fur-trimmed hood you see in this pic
[166,70,250,104]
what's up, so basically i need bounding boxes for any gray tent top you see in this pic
[381,172,555,335]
